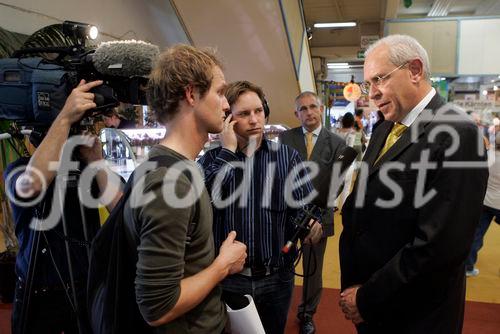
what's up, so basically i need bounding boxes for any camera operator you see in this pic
[4,79,122,334]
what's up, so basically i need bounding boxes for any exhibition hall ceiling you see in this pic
[303,0,500,61]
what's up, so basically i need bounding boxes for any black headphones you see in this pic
[262,97,270,118]
[224,81,270,118]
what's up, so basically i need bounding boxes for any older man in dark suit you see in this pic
[339,34,488,334]
[280,91,346,334]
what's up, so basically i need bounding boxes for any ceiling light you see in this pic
[482,90,488,96]
[328,66,350,69]
[494,86,499,91]
[328,63,349,67]
[328,67,350,70]
[428,0,453,17]
[314,22,356,28]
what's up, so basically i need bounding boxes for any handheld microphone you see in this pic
[312,145,358,208]
[282,206,321,254]
[91,40,160,77]
[336,146,358,174]
[282,146,358,253]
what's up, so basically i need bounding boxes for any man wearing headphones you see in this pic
[199,81,322,334]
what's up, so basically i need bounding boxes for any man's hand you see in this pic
[16,80,103,198]
[303,219,323,245]
[220,114,238,153]
[339,285,364,325]
[57,79,103,126]
[79,134,103,164]
[216,231,247,276]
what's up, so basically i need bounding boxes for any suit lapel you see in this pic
[364,121,392,169]
[369,94,445,176]
[291,127,308,159]
[370,123,413,173]
[310,128,328,161]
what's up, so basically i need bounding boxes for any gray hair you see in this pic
[295,91,322,110]
[365,34,431,80]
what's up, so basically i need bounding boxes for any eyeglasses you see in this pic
[360,62,408,95]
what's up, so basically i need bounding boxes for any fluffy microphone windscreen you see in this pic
[92,40,159,77]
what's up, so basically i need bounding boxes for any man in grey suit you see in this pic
[280,91,346,334]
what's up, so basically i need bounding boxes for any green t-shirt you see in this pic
[124,145,226,333]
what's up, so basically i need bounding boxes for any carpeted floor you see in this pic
[1,215,498,333]
[0,303,11,334]
[285,286,500,334]
[2,288,499,334]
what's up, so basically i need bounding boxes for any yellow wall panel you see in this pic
[387,20,458,75]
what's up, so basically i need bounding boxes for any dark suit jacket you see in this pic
[280,126,346,236]
[339,94,488,333]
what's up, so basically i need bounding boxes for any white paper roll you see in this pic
[226,294,265,334]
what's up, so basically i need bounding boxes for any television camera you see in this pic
[0,21,158,132]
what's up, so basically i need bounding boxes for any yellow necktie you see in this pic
[375,123,407,163]
[305,132,314,160]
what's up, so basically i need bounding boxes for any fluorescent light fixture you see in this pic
[328,67,350,70]
[314,22,356,28]
[428,0,453,17]
[328,63,350,69]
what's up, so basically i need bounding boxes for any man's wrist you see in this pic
[211,256,230,280]
[222,144,237,153]
[54,113,72,129]
[355,285,368,322]
[218,148,239,163]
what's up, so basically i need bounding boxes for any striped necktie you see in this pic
[375,122,407,163]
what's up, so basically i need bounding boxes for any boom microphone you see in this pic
[91,40,160,77]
